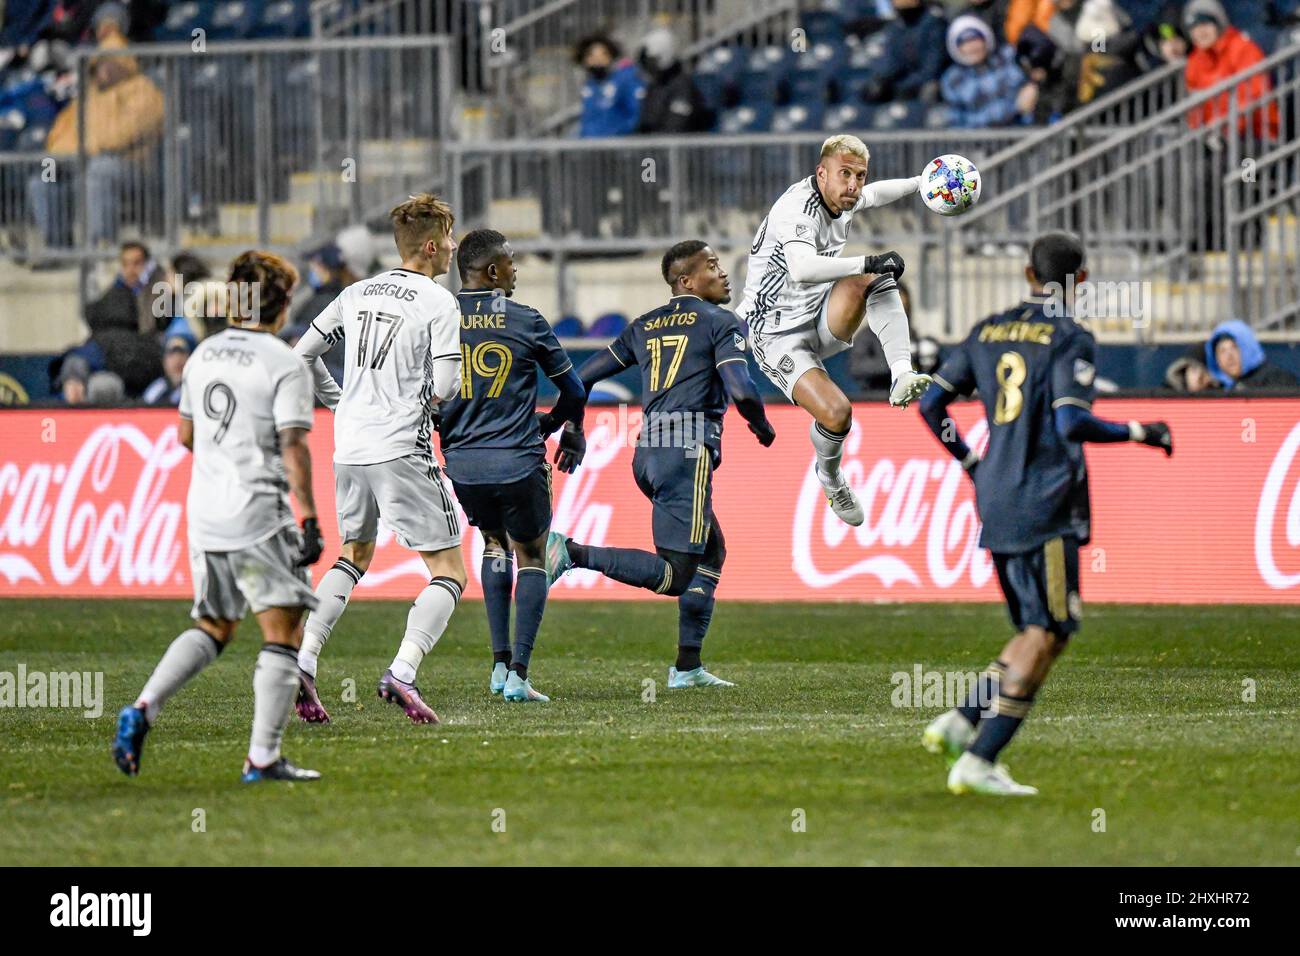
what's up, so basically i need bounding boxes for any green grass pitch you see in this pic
[1,599,1297,866]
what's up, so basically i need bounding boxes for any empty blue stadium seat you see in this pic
[696,46,746,86]
[737,67,779,110]
[209,1,265,40]
[822,101,875,130]
[746,45,792,88]
[257,0,310,39]
[787,68,829,109]
[552,316,585,338]
[772,102,826,132]
[717,105,772,133]
[800,10,844,47]
[692,71,729,113]
[871,98,925,130]
[15,123,47,151]
[589,313,627,338]
[154,2,213,42]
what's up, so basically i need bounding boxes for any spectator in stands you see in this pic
[25,3,164,249]
[1019,0,1137,112]
[574,33,643,137]
[1183,0,1279,140]
[957,0,1013,44]
[282,243,357,383]
[860,0,950,105]
[142,317,195,406]
[84,240,156,333]
[1120,2,1189,74]
[1206,320,1298,389]
[1164,342,1221,392]
[635,29,713,134]
[941,15,1038,126]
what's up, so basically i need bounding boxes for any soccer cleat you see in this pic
[377,669,440,724]
[947,752,1038,796]
[295,668,331,723]
[111,705,149,776]
[490,661,509,695]
[821,473,865,527]
[240,757,321,783]
[544,531,573,586]
[889,369,932,408]
[667,665,735,688]
[502,671,550,702]
[922,709,976,769]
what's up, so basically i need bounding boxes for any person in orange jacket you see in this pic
[26,4,164,250]
[1183,0,1279,140]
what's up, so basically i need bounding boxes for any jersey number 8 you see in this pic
[994,351,1026,425]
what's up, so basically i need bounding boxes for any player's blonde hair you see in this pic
[820,133,869,164]
[390,192,455,260]
[227,250,298,326]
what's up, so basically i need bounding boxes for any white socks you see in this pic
[136,628,221,723]
[810,420,851,485]
[865,281,914,375]
[248,644,300,768]
[390,577,461,684]
[299,559,363,678]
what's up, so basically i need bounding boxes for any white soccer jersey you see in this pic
[738,176,871,338]
[179,328,314,552]
[310,268,461,466]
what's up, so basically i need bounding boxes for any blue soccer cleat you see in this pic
[112,705,149,776]
[490,661,509,695]
[240,757,321,783]
[667,666,735,688]
[544,531,573,587]
[503,670,549,702]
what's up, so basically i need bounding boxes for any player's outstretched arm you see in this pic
[1053,404,1173,455]
[719,360,775,446]
[918,383,978,472]
[573,348,630,414]
[280,426,323,566]
[292,323,343,410]
[857,176,922,210]
[430,353,463,404]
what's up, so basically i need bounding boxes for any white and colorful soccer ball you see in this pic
[920,154,981,217]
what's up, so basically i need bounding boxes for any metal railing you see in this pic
[945,39,1300,341]
[0,35,453,291]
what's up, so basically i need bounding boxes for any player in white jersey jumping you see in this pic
[738,133,932,526]
[291,193,465,725]
[113,251,327,783]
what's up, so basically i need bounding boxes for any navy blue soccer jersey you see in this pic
[932,296,1096,554]
[439,290,574,485]
[608,295,749,424]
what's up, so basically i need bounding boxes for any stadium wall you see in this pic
[2,400,1298,605]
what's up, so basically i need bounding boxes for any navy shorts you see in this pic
[451,462,553,544]
[992,535,1082,637]
[632,441,716,555]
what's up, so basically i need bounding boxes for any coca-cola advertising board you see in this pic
[2,400,1298,603]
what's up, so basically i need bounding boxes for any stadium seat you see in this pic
[208,1,266,41]
[787,68,830,110]
[154,2,213,42]
[800,10,844,47]
[746,45,792,93]
[692,71,729,114]
[834,64,877,103]
[257,0,310,39]
[822,101,875,130]
[15,123,47,151]
[588,313,628,338]
[871,99,925,130]
[696,46,746,87]
[737,68,780,112]
[773,102,826,132]
[717,104,773,133]
[552,316,585,338]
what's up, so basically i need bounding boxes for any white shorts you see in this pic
[189,526,318,621]
[749,291,851,401]
[334,452,461,552]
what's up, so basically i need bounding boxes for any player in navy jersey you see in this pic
[545,240,776,688]
[439,229,587,703]
[918,232,1172,796]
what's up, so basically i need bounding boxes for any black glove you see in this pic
[536,411,558,438]
[297,517,324,567]
[863,250,905,278]
[1135,421,1173,456]
[748,419,776,447]
[555,423,587,473]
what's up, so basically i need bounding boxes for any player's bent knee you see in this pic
[341,539,377,573]
[657,549,699,597]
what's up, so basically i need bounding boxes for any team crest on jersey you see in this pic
[1073,359,1096,387]
[733,333,746,352]
[794,223,811,239]
[778,354,796,374]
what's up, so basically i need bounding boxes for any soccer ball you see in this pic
[920,154,981,217]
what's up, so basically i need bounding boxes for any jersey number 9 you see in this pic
[460,341,513,399]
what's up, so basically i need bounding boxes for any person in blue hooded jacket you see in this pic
[1206,320,1298,390]
[575,33,644,137]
